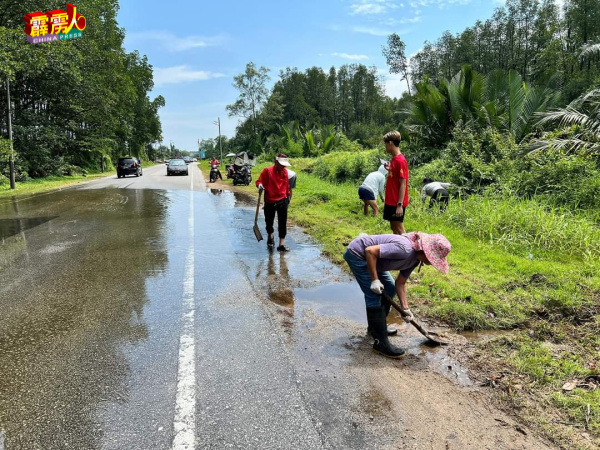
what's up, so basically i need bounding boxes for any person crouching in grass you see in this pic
[344,232,451,358]
[358,162,389,217]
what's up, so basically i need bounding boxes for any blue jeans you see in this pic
[344,249,395,308]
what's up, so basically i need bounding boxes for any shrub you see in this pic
[509,150,600,210]
[331,134,363,153]
[311,149,384,184]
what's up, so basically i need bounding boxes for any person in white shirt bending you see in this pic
[358,163,389,216]
[421,178,454,211]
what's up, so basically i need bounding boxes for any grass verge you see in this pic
[0,172,114,200]
[205,159,600,448]
[0,161,163,201]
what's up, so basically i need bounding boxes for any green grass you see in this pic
[210,157,600,444]
[0,172,115,200]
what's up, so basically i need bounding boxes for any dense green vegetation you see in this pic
[0,0,164,184]
[409,0,600,103]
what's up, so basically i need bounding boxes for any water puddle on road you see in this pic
[211,190,473,387]
[0,217,57,240]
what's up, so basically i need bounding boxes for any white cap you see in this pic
[276,156,291,167]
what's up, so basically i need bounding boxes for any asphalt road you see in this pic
[0,163,324,450]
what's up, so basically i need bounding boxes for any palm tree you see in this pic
[480,70,562,142]
[404,65,561,146]
[532,89,600,154]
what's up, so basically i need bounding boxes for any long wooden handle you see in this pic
[254,191,262,224]
[381,291,432,339]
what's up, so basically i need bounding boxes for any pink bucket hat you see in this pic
[405,232,451,274]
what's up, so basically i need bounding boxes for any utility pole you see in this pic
[6,76,15,189]
[213,117,222,162]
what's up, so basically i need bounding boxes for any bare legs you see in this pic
[390,221,405,235]
[362,200,380,216]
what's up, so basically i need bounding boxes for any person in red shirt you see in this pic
[383,131,409,234]
[209,156,222,180]
[256,153,293,252]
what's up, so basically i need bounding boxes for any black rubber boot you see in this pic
[383,302,398,336]
[366,307,406,359]
[367,303,398,337]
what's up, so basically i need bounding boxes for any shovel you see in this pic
[253,191,264,242]
[381,291,449,345]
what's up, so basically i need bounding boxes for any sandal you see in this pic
[277,245,290,252]
[267,237,274,249]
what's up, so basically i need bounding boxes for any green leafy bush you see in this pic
[510,149,600,210]
[311,149,385,184]
[331,134,363,153]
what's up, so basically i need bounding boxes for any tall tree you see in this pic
[382,33,412,95]
[226,62,271,138]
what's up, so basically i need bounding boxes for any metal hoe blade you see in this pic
[253,191,264,242]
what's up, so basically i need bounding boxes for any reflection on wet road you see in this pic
[0,188,171,449]
[208,189,472,387]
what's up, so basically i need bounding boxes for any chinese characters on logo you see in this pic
[25,3,86,44]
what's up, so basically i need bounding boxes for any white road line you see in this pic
[172,180,196,450]
[0,429,5,450]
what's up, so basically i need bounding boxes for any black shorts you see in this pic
[358,186,376,201]
[383,204,406,222]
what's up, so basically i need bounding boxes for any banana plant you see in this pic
[303,130,318,157]
[319,125,340,154]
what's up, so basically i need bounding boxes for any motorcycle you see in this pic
[232,164,252,186]
[226,164,235,179]
[209,164,221,183]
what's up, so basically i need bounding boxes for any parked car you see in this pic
[117,157,142,178]
[167,159,189,176]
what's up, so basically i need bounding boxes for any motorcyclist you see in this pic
[209,156,222,180]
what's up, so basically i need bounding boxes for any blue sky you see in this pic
[118,0,504,152]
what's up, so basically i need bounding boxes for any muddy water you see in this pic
[209,189,473,387]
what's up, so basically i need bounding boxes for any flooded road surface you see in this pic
[209,189,473,386]
[0,165,552,449]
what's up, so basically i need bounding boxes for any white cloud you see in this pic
[386,14,422,25]
[126,31,228,52]
[153,66,226,87]
[408,0,474,8]
[332,52,370,61]
[352,26,412,36]
[377,69,409,98]
[384,73,409,98]
[350,0,399,15]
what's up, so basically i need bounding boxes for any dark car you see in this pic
[183,156,192,164]
[117,157,142,178]
[167,159,189,176]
